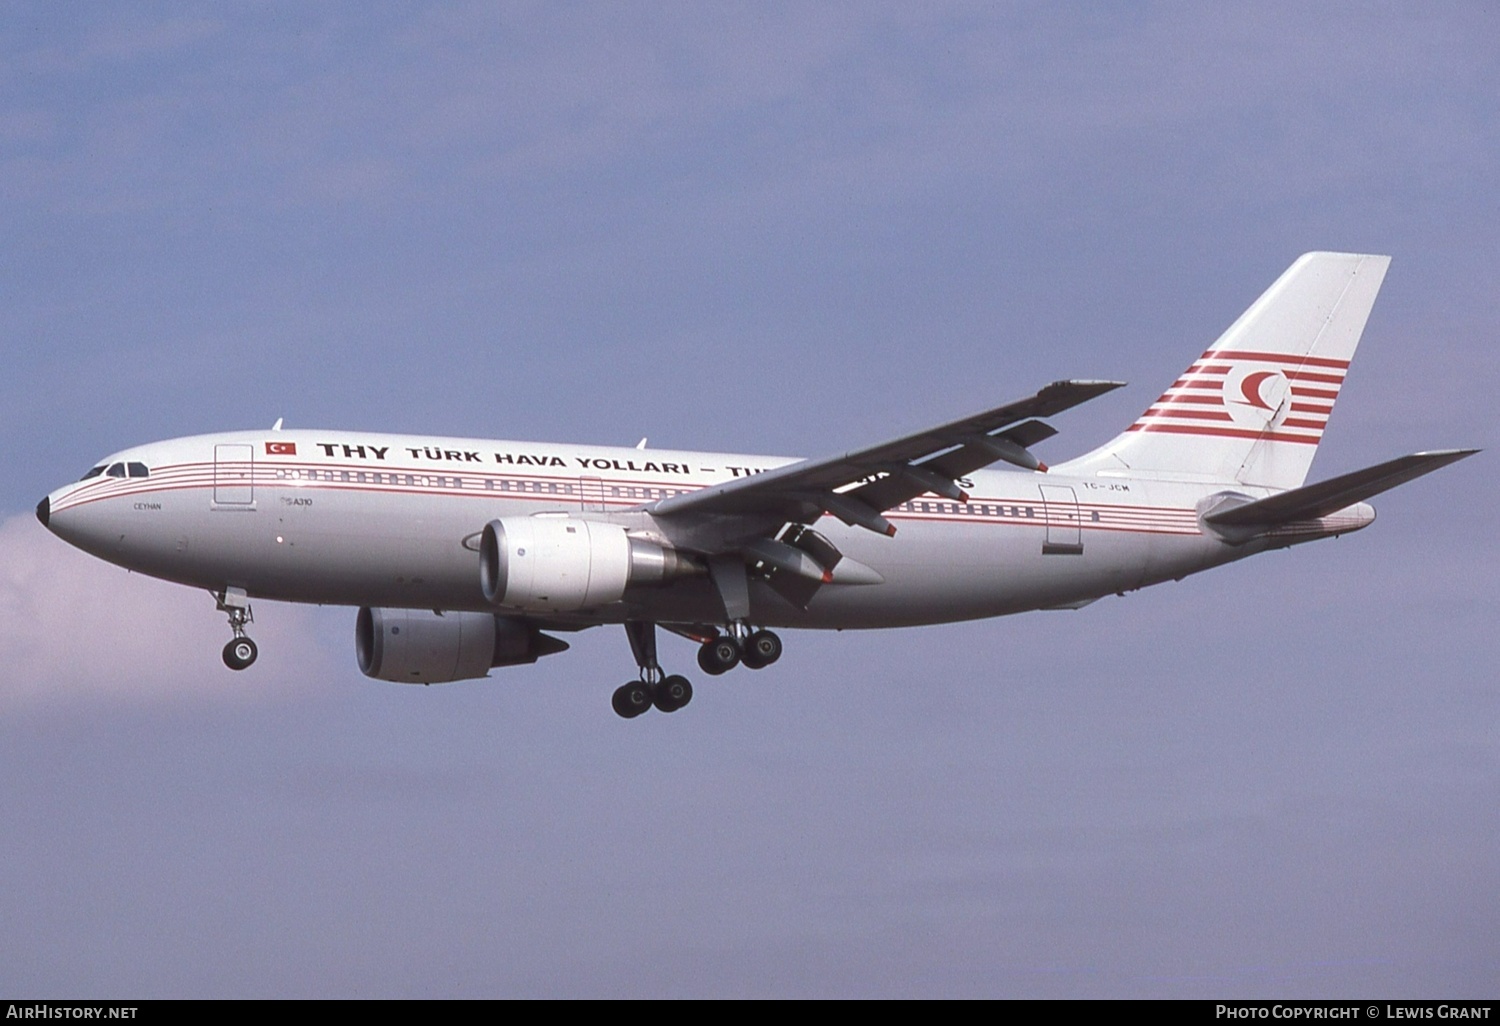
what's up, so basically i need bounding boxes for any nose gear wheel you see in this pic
[223,637,258,670]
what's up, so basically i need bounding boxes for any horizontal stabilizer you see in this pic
[1205,449,1478,528]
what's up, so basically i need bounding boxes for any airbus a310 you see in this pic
[38,253,1475,718]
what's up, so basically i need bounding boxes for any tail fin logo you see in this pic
[1225,367,1291,429]
[1128,350,1340,444]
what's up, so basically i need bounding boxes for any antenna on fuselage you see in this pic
[636,437,648,449]
[271,418,284,431]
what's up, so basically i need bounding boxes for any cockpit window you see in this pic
[126,462,150,478]
[105,463,127,478]
[80,466,106,481]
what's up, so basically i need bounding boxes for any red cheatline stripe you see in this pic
[1124,423,1322,443]
[1291,386,1339,400]
[1203,349,1351,369]
[888,515,1201,536]
[1034,499,1196,514]
[1280,417,1328,430]
[56,481,659,514]
[1290,402,1334,414]
[1072,504,1200,516]
[1176,380,1224,390]
[56,481,1210,536]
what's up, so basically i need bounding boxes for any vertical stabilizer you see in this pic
[1055,252,1391,489]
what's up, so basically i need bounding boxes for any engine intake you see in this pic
[479,516,696,612]
[356,607,569,684]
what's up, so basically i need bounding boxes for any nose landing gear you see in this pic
[215,588,258,671]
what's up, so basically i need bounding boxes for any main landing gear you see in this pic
[696,625,782,675]
[611,621,783,719]
[612,621,693,719]
[215,588,258,671]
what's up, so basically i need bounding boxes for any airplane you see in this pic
[36,252,1476,719]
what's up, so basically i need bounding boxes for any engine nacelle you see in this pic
[480,516,696,612]
[355,607,569,684]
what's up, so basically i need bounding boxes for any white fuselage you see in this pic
[42,428,1300,631]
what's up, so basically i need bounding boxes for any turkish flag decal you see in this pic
[265,441,297,456]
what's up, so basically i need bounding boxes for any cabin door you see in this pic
[213,444,255,507]
[1038,484,1083,555]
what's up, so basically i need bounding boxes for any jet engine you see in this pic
[356,607,569,684]
[480,516,697,612]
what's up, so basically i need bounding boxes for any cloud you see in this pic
[0,514,336,709]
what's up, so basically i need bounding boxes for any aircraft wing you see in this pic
[650,379,1125,534]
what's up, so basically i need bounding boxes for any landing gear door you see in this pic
[1039,483,1083,555]
[214,444,255,507]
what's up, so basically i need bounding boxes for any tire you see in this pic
[612,681,653,719]
[222,637,258,671]
[654,675,693,713]
[741,630,782,670]
[697,637,740,676]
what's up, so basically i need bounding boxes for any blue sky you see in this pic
[2,3,1496,997]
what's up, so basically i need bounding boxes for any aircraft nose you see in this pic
[36,495,49,528]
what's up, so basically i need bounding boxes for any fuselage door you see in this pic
[580,475,605,512]
[1039,483,1083,555]
[214,444,255,507]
